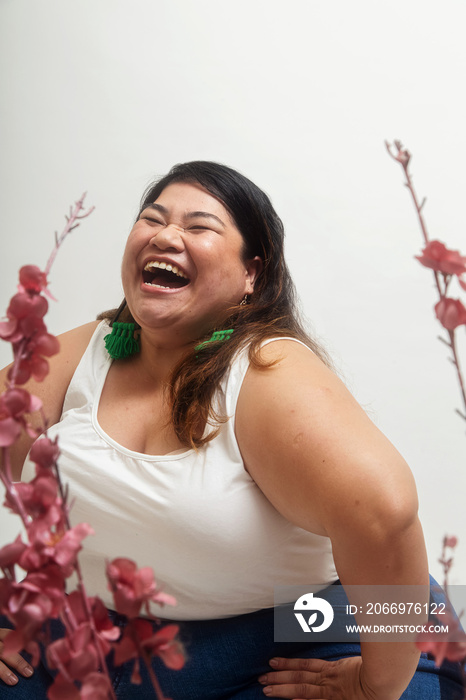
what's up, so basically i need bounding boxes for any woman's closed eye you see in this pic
[186,220,223,233]
[140,216,164,226]
[137,213,219,234]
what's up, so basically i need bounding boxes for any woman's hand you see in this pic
[0,629,34,686]
[258,656,389,700]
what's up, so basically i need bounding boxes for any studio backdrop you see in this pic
[1,0,465,582]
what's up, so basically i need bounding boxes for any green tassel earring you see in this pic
[195,329,234,358]
[104,322,140,359]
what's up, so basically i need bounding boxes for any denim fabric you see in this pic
[1,579,464,699]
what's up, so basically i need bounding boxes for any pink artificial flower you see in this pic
[435,298,466,330]
[19,474,58,512]
[443,535,458,549]
[29,436,60,469]
[0,563,66,666]
[4,296,47,355]
[66,591,120,653]
[4,388,42,418]
[11,355,50,385]
[1,317,59,384]
[47,672,81,700]
[9,327,59,384]
[2,470,93,575]
[4,437,62,536]
[13,566,66,615]
[4,475,60,523]
[0,575,13,609]
[0,318,19,342]
[40,593,119,698]
[19,518,93,577]
[106,558,176,619]
[0,566,65,658]
[18,265,48,294]
[7,292,48,322]
[0,388,42,447]
[20,504,64,550]
[52,522,95,577]
[416,240,466,276]
[2,589,55,655]
[0,535,27,575]
[0,267,59,385]
[87,597,121,645]
[46,599,117,699]
[417,610,466,666]
[46,624,99,680]
[80,672,114,700]
[0,415,21,448]
[393,142,411,167]
[114,619,184,671]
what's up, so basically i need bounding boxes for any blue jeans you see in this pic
[1,580,464,699]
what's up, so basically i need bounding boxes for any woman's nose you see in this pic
[150,224,185,251]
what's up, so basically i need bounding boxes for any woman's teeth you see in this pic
[144,261,187,279]
[142,260,190,289]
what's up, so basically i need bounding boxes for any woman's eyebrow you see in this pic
[145,203,168,215]
[185,211,226,228]
[145,203,226,228]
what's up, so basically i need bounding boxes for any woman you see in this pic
[0,162,463,698]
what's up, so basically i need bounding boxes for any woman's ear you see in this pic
[245,256,263,293]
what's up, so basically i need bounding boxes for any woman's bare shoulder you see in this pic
[236,337,416,537]
[53,320,102,370]
[253,336,333,378]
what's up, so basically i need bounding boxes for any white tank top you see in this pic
[23,322,337,620]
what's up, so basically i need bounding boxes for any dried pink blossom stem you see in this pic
[385,140,466,422]
[131,628,169,700]
[8,338,31,394]
[1,196,115,698]
[385,141,443,298]
[140,653,169,700]
[439,536,457,593]
[438,537,466,696]
[1,195,179,699]
[53,461,117,700]
[447,330,466,421]
[44,193,94,277]
[7,195,93,393]
[1,196,95,538]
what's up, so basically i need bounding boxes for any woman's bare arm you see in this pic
[236,340,429,700]
[0,320,99,481]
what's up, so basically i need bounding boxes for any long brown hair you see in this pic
[100,162,331,448]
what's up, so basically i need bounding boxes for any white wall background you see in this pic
[0,0,465,584]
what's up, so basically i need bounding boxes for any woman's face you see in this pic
[121,182,262,343]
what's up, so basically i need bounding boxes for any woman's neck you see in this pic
[133,329,192,384]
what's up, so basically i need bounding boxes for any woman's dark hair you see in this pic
[100,161,330,448]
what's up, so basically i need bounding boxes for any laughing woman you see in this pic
[0,162,463,699]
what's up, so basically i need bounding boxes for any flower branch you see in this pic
[416,537,466,697]
[44,194,95,279]
[0,197,183,698]
[385,140,466,423]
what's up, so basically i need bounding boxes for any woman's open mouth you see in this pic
[142,261,190,290]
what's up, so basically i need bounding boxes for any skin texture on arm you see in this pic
[236,340,429,700]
